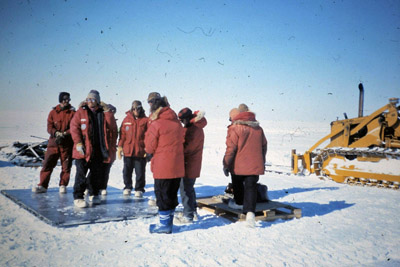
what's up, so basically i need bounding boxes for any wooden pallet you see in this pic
[197,195,301,222]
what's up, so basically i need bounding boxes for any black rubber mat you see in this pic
[1,186,158,227]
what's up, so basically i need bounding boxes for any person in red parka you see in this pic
[33,92,75,194]
[83,101,118,197]
[70,90,117,208]
[98,102,118,196]
[174,108,207,224]
[145,92,184,234]
[223,107,267,227]
[117,100,148,197]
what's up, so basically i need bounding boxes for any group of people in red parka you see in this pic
[32,90,267,232]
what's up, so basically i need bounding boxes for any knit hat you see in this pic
[59,92,70,103]
[107,104,117,113]
[87,90,100,104]
[229,108,240,121]
[178,107,193,121]
[132,100,142,110]
[238,103,249,112]
[147,92,161,103]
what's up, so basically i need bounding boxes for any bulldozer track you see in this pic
[321,147,400,158]
[315,147,400,189]
[265,164,292,176]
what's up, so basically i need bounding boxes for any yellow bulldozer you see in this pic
[291,84,400,188]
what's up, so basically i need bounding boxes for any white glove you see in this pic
[76,143,85,155]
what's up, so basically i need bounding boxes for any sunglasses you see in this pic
[86,98,97,103]
[62,98,71,102]
[132,107,142,111]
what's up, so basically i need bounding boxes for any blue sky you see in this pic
[0,0,399,122]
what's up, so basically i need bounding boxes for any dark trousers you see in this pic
[123,156,146,192]
[99,163,112,190]
[179,177,197,219]
[73,158,104,199]
[39,146,73,188]
[231,174,259,213]
[154,178,181,211]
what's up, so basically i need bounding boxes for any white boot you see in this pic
[32,186,47,193]
[89,195,101,204]
[123,189,132,196]
[100,189,107,196]
[84,189,89,196]
[74,199,88,208]
[246,212,256,228]
[173,215,193,225]
[148,198,157,206]
[59,185,67,194]
[134,191,143,198]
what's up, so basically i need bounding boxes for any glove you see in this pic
[55,131,65,145]
[223,167,230,177]
[117,146,123,160]
[145,153,153,162]
[76,143,85,156]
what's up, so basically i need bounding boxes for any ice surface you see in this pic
[1,113,399,266]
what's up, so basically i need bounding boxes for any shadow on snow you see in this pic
[0,160,15,168]
[268,186,340,199]
[187,184,353,231]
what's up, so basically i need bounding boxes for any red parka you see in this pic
[223,112,267,175]
[70,103,118,163]
[118,111,148,158]
[183,111,207,178]
[102,103,118,163]
[46,104,75,147]
[145,106,185,179]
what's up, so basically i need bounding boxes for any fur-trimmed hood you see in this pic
[53,104,75,113]
[232,111,260,128]
[78,100,108,111]
[100,101,111,112]
[190,110,205,123]
[190,110,207,129]
[149,106,178,122]
[125,108,146,119]
[78,101,86,108]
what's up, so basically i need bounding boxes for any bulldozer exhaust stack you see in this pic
[358,83,364,117]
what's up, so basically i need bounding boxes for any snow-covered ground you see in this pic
[1,112,399,266]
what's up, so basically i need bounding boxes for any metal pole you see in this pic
[358,83,364,117]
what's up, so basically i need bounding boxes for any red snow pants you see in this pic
[38,146,73,188]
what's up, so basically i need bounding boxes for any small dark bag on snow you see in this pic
[256,183,269,203]
[225,183,269,203]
